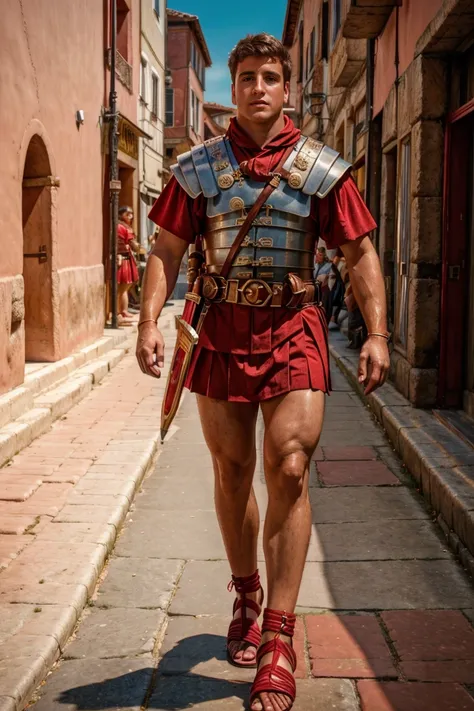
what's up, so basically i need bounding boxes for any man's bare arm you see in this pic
[136,229,188,378]
[341,236,390,394]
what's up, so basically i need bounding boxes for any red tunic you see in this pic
[117,222,139,285]
[149,118,376,402]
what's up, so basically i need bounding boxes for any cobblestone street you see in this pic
[24,359,474,711]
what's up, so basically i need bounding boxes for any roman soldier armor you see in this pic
[170,134,351,308]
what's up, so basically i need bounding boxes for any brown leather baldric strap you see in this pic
[218,145,295,281]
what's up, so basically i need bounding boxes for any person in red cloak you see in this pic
[137,34,389,711]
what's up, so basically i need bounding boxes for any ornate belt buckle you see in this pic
[240,279,272,308]
[202,275,226,302]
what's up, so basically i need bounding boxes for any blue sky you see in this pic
[170,1,288,106]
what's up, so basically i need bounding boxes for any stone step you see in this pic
[0,335,133,468]
[0,330,128,430]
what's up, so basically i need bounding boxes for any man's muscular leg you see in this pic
[252,389,325,711]
[196,395,261,664]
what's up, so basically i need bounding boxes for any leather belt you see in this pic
[201,274,321,309]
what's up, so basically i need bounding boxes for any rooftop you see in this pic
[168,8,212,66]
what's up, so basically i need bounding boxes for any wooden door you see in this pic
[438,109,472,407]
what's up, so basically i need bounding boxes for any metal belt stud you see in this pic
[218,174,235,189]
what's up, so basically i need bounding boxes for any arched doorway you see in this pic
[22,135,56,361]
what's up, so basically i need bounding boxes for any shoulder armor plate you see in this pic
[284,136,351,198]
[170,136,240,199]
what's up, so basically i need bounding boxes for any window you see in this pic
[191,41,205,88]
[395,140,411,348]
[117,0,130,61]
[151,72,159,118]
[140,56,148,102]
[309,27,316,72]
[154,0,160,18]
[298,23,304,83]
[165,87,174,126]
[189,89,200,135]
[332,0,342,45]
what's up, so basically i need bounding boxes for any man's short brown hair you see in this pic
[228,33,292,84]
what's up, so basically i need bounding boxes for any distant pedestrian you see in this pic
[117,206,139,322]
[314,247,337,321]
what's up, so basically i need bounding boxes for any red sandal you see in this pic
[250,608,297,709]
[227,570,264,668]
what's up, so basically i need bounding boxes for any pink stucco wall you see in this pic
[0,0,108,392]
[373,0,444,117]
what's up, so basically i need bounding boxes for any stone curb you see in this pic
[0,306,182,711]
[0,339,131,468]
[329,332,474,570]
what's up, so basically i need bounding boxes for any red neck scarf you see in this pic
[226,115,301,182]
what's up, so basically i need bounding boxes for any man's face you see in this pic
[123,210,133,225]
[315,251,325,264]
[231,56,289,124]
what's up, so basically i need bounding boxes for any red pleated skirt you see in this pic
[117,255,139,284]
[184,302,331,402]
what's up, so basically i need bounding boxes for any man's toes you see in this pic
[243,646,256,661]
[260,692,274,711]
[269,692,286,711]
[250,696,263,711]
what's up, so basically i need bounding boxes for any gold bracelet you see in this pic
[367,332,390,340]
[138,318,157,328]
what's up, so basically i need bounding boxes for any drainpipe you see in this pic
[109,0,119,329]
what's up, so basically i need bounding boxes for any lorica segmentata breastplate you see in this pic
[171,135,351,284]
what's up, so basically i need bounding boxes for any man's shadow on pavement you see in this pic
[56,633,251,710]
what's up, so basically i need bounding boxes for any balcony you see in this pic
[330,32,365,88]
[342,0,400,40]
[106,49,133,93]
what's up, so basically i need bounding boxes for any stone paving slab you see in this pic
[309,487,429,523]
[63,607,166,659]
[357,680,474,710]
[30,658,153,711]
[0,541,107,595]
[317,460,402,487]
[33,521,117,550]
[306,614,397,679]
[94,557,183,610]
[169,561,241,617]
[115,509,226,560]
[157,614,256,682]
[133,478,215,510]
[0,536,32,571]
[297,560,474,610]
[148,677,360,710]
[305,520,449,561]
[0,604,77,647]
[0,580,89,609]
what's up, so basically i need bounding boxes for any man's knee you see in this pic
[266,450,308,500]
[212,448,255,494]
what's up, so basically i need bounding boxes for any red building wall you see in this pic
[373,0,444,117]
